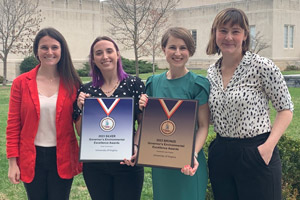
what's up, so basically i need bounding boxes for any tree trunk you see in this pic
[152,48,155,75]
[2,55,7,86]
[134,47,139,77]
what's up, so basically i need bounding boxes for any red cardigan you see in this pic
[6,65,82,183]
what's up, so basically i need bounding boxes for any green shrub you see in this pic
[204,134,216,200]
[203,133,300,200]
[78,58,157,76]
[19,55,39,74]
[0,75,4,83]
[122,57,157,74]
[278,134,300,199]
[77,62,90,77]
[285,65,300,71]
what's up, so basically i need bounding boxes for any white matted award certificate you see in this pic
[137,97,198,169]
[79,97,134,162]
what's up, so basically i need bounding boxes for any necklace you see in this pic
[102,80,120,94]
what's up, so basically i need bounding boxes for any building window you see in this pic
[250,25,256,50]
[190,30,197,47]
[289,26,294,48]
[284,25,294,48]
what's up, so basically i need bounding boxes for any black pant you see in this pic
[24,146,73,200]
[83,162,144,200]
[208,133,282,200]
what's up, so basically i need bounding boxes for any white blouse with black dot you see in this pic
[73,75,145,122]
[207,51,294,138]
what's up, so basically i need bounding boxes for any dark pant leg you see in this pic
[113,165,144,200]
[47,171,73,200]
[236,142,282,200]
[208,138,239,200]
[83,162,144,200]
[83,162,114,200]
[269,147,282,200]
[23,166,48,200]
[43,147,73,200]
[24,146,73,200]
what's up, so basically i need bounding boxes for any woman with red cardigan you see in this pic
[6,27,82,200]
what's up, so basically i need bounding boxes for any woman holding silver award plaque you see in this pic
[73,36,145,200]
[139,27,210,200]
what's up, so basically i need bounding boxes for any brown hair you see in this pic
[161,27,196,56]
[33,27,82,95]
[206,8,250,55]
[89,36,128,87]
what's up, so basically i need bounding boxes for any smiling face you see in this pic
[37,36,61,67]
[92,40,119,74]
[216,23,247,57]
[163,36,190,69]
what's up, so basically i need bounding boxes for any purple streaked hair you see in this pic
[89,36,128,87]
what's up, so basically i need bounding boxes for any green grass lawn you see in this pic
[0,86,152,200]
[282,70,300,75]
[81,68,298,83]
[0,69,299,199]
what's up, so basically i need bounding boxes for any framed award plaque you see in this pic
[136,97,198,169]
[79,97,134,162]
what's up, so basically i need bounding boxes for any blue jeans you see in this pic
[24,146,73,200]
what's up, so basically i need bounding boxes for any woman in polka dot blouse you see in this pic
[206,8,293,200]
[73,36,144,200]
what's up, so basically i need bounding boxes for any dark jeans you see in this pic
[24,146,73,200]
[208,133,282,200]
[83,162,144,200]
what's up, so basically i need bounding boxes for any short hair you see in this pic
[89,36,128,88]
[33,27,81,95]
[206,8,250,55]
[161,27,196,56]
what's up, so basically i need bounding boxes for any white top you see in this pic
[207,51,294,138]
[34,92,58,146]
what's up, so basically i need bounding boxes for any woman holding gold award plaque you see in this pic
[139,27,210,200]
[73,36,145,200]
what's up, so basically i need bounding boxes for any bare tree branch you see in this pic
[250,31,271,54]
[139,10,170,74]
[107,0,179,77]
[0,0,43,85]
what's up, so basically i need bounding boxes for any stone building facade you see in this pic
[173,0,300,69]
[1,0,299,81]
